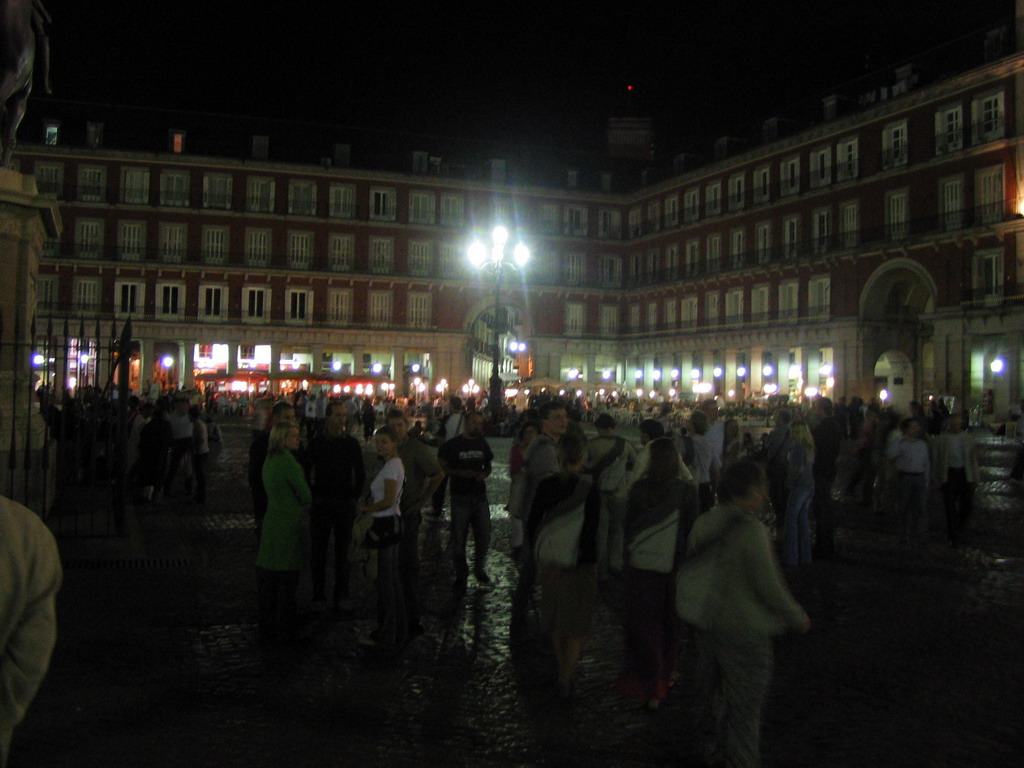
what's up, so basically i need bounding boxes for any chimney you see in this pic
[762,117,796,142]
[252,135,269,160]
[411,150,428,174]
[714,136,743,160]
[822,94,852,121]
[486,158,507,183]
[333,143,351,167]
[673,153,699,174]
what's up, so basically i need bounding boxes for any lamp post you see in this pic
[469,226,529,414]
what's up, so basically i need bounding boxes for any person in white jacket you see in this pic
[0,495,62,767]
[686,460,809,768]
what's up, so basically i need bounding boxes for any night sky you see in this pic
[39,1,1014,157]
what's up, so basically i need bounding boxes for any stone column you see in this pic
[310,345,324,377]
[392,346,406,395]
[0,170,61,512]
[350,345,364,376]
[182,340,196,389]
[226,341,239,375]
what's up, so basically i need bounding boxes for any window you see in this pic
[941,177,964,230]
[159,223,187,263]
[565,252,585,284]
[780,156,800,195]
[683,188,700,222]
[287,231,312,270]
[976,165,1004,224]
[728,173,745,211]
[725,289,744,324]
[836,137,858,181]
[77,166,105,202]
[202,173,232,210]
[118,221,145,262]
[811,208,831,254]
[440,194,464,226]
[328,233,354,271]
[370,188,396,221]
[369,291,392,325]
[882,121,908,168]
[664,297,677,328]
[753,165,770,203]
[808,277,831,317]
[706,234,722,272]
[730,228,745,269]
[329,184,356,218]
[599,305,619,335]
[409,240,433,276]
[599,254,621,286]
[598,208,621,238]
[681,297,698,324]
[666,244,679,278]
[972,92,1004,144]
[646,301,658,331]
[369,237,394,273]
[159,171,190,207]
[157,283,182,317]
[202,226,229,265]
[751,284,769,321]
[37,275,57,311]
[755,222,772,264]
[115,281,143,316]
[538,203,560,235]
[664,196,679,226]
[328,289,353,324]
[75,219,103,259]
[74,278,100,312]
[168,130,186,154]
[34,162,63,196]
[439,243,460,277]
[287,289,311,323]
[247,177,275,213]
[645,248,658,278]
[935,105,963,154]
[885,189,909,239]
[840,201,859,248]
[646,201,660,232]
[972,248,1003,299]
[810,147,831,188]
[628,207,643,237]
[782,215,800,259]
[408,292,431,327]
[684,239,700,276]
[121,167,149,204]
[245,228,271,267]
[288,180,317,216]
[566,303,585,335]
[705,181,722,216]
[43,121,59,145]
[409,192,436,224]
[629,304,641,331]
[705,292,720,325]
[244,287,269,322]
[200,285,224,319]
[565,205,588,236]
[779,281,799,319]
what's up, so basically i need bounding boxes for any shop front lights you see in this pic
[818,363,833,377]
[990,358,1005,374]
[736,366,747,378]
[690,368,701,380]
[762,364,774,377]
[634,369,643,380]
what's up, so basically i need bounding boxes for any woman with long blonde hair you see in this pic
[783,420,815,566]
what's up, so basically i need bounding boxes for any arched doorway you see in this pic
[465,303,528,391]
[873,350,914,410]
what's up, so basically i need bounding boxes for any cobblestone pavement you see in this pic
[13,419,1024,768]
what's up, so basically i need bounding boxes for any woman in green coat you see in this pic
[257,421,311,645]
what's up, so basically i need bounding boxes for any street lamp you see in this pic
[469,226,529,413]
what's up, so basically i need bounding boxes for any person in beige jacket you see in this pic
[686,459,809,768]
[1,495,62,767]
[932,412,980,547]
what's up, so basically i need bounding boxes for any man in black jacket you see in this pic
[307,409,365,613]
[812,397,844,559]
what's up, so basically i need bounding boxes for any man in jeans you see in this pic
[307,410,365,613]
[586,413,637,581]
[438,411,494,590]
[386,409,445,635]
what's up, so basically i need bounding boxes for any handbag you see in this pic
[533,476,593,568]
[675,516,743,629]
[365,514,403,549]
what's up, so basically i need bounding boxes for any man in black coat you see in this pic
[812,397,844,559]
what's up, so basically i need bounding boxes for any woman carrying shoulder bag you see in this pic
[616,437,699,711]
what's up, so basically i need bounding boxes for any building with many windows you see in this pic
[16,16,1024,414]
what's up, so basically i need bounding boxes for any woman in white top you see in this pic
[358,426,406,654]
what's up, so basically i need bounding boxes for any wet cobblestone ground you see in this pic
[14,419,1024,767]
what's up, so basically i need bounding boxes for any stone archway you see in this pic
[463,299,529,388]
[857,258,937,402]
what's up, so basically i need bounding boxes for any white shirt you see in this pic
[370,457,405,518]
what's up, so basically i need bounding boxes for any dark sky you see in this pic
[40,1,1014,157]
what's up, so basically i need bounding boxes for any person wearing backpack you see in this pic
[586,413,638,581]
